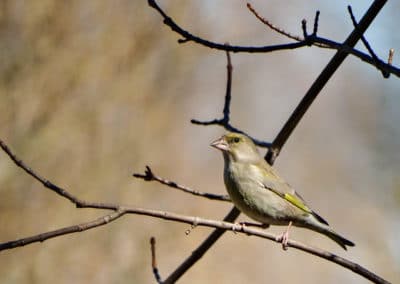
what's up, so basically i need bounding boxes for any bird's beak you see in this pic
[210,137,229,152]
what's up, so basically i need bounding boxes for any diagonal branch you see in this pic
[265,0,388,164]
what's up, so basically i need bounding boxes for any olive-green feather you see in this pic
[284,193,312,213]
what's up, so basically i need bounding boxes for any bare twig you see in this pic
[388,48,394,65]
[348,6,379,62]
[247,4,301,42]
[0,210,125,251]
[347,5,390,79]
[265,0,388,164]
[148,0,399,77]
[150,237,163,284]
[301,19,308,39]
[313,11,320,36]
[0,139,81,204]
[133,166,230,202]
[191,51,272,148]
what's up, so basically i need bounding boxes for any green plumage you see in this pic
[211,132,355,250]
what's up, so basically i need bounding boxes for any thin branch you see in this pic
[222,48,232,122]
[150,237,163,284]
[388,48,394,65]
[246,3,305,43]
[384,48,395,78]
[302,19,308,40]
[348,6,379,62]
[191,51,272,148]
[313,11,320,36]
[265,0,388,164]
[148,0,400,77]
[0,139,81,204]
[0,210,125,251]
[347,5,387,79]
[133,166,230,202]
[147,0,308,52]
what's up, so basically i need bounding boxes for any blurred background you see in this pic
[0,0,399,283]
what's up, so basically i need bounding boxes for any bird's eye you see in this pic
[233,137,240,143]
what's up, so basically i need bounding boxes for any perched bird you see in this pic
[211,132,355,250]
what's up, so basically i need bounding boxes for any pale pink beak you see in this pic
[210,136,230,152]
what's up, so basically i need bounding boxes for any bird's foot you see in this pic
[275,232,289,250]
[275,221,292,251]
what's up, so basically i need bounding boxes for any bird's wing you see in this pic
[252,161,329,225]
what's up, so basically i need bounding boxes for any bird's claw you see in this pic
[276,221,292,250]
[275,232,289,250]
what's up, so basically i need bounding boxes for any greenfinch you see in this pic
[211,132,355,250]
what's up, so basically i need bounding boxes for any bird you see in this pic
[211,132,355,250]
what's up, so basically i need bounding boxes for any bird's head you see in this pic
[210,132,260,163]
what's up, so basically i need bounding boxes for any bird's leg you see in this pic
[275,221,292,250]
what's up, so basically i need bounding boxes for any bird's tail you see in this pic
[322,227,355,250]
[305,216,355,250]
[314,223,355,250]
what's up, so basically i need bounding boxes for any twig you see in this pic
[191,51,272,148]
[388,48,394,65]
[348,6,379,62]
[133,166,230,202]
[347,5,388,79]
[148,0,399,77]
[313,11,320,36]
[302,19,308,40]
[0,210,125,251]
[265,0,388,164]
[150,237,163,284]
[0,139,80,204]
[246,3,306,43]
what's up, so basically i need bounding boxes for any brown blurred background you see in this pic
[0,1,399,283]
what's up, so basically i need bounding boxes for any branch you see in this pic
[265,0,388,164]
[0,210,125,251]
[148,0,399,78]
[0,197,390,283]
[150,237,163,284]
[247,3,328,48]
[347,5,387,78]
[0,139,390,284]
[133,166,230,202]
[163,206,240,284]
[191,50,272,148]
